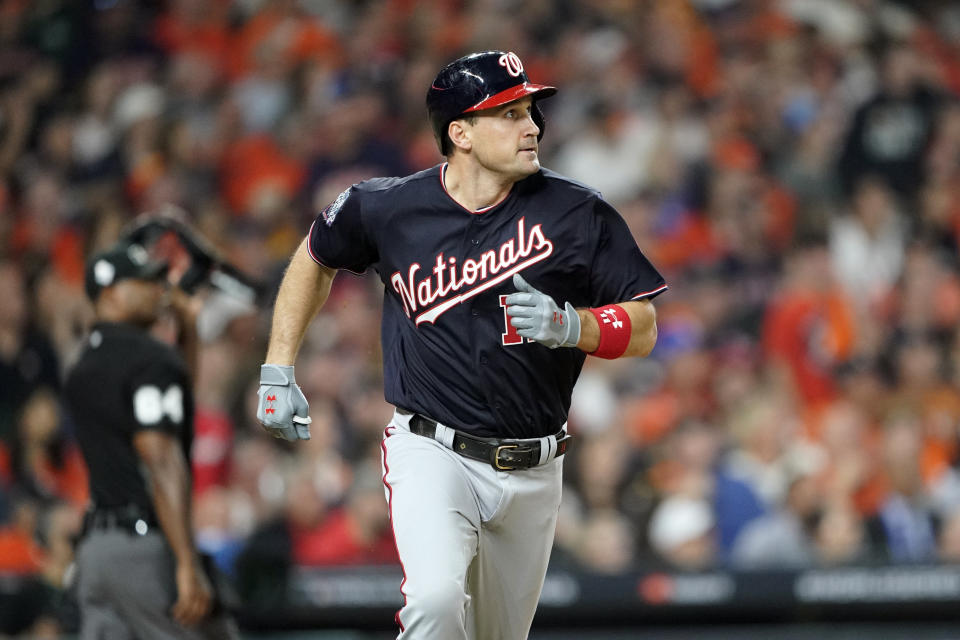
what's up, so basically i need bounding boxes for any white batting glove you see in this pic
[504,274,581,349]
[257,364,312,441]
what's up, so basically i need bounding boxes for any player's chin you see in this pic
[516,151,541,173]
[132,309,161,328]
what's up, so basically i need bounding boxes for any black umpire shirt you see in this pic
[64,322,194,520]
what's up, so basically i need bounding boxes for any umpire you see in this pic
[64,240,237,639]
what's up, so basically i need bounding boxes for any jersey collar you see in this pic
[439,163,512,215]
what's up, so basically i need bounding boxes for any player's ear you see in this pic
[447,119,472,153]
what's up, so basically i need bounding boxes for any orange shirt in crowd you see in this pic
[0,442,88,510]
[220,135,306,215]
[227,5,341,79]
[763,289,855,407]
[153,5,232,73]
[0,527,43,574]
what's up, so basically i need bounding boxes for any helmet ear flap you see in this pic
[533,101,547,141]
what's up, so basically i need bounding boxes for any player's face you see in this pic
[112,278,169,326]
[465,97,541,180]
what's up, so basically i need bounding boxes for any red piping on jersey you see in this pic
[381,427,407,633]
[439,164,511,215]
[630,284,669,300]
[306,219,323,263]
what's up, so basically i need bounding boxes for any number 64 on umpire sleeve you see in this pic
[133,385,184,426]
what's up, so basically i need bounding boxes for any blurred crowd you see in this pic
[1,0,960,634]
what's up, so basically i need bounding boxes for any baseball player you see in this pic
[64,240,238,639]
[257,51,667,639]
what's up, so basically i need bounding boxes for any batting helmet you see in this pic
[427,51,557,156]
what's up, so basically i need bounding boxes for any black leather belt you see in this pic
[83,505,158,536]
[407,413,570,471]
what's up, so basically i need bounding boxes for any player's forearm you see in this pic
[265,238,336,365]
[169,289,200,380]
[178,320,198,380]
[576,299,657,358]
[144,445,200,567]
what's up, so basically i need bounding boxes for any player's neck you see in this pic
[95,300,155,329]
[443,160,514,213]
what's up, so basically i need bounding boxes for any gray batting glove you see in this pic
[257,364,312,441]
[504,274,581,349]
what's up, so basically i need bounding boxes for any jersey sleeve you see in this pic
[587,198,668,306]
[126,357,192,436]
[307,185,378,274]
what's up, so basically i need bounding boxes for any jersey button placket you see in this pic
[463,218,488,368]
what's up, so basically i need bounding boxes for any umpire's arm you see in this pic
[134,430,213,626]
[575,299,658,358]
[265,238,337,364]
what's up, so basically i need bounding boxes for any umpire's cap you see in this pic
[427,51,557,156]
[84,240,169,301]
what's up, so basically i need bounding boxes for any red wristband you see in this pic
[588,304,632,359]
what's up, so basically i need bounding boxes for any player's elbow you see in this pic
[622,300,658,358]
[641,321,658,357]
[628,321,657,358]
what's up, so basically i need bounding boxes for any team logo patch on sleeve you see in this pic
[322,188,351,227]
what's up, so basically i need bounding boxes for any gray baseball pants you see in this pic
[76,528,238,640]
[381,410,564,640]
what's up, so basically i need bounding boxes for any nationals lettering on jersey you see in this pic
[391,216,553,326]
[308,164,667,439]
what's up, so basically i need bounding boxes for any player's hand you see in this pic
[167,287,202,323]
[505,274,580,349]
[171,559,213,626]
[257,364,312,441]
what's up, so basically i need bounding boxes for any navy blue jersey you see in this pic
[308,164,666,438]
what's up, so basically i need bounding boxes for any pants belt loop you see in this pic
[538,434,554,465]
[434,423,456,450]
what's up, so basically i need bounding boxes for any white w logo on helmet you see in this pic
[498,52,524,77]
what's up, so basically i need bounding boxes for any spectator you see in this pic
[0,261,60,442]
[0,496,43,575]
[814,501,868,565]
[6,388,88,509]
[724,390,806,507]
[651,419,765,557]
[762,240,856,407]
[937,508,960,562]
[573,509,636,574]
[730,456,824,568]
[867,407,940,562]
[290,463,396,567]
[553,98,661,205]
[838,43,941,204]
[829,176,908,310]
[647,495,716,570]
[194,486,245,576]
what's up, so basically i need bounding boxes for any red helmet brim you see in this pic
[463,82,557,113]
